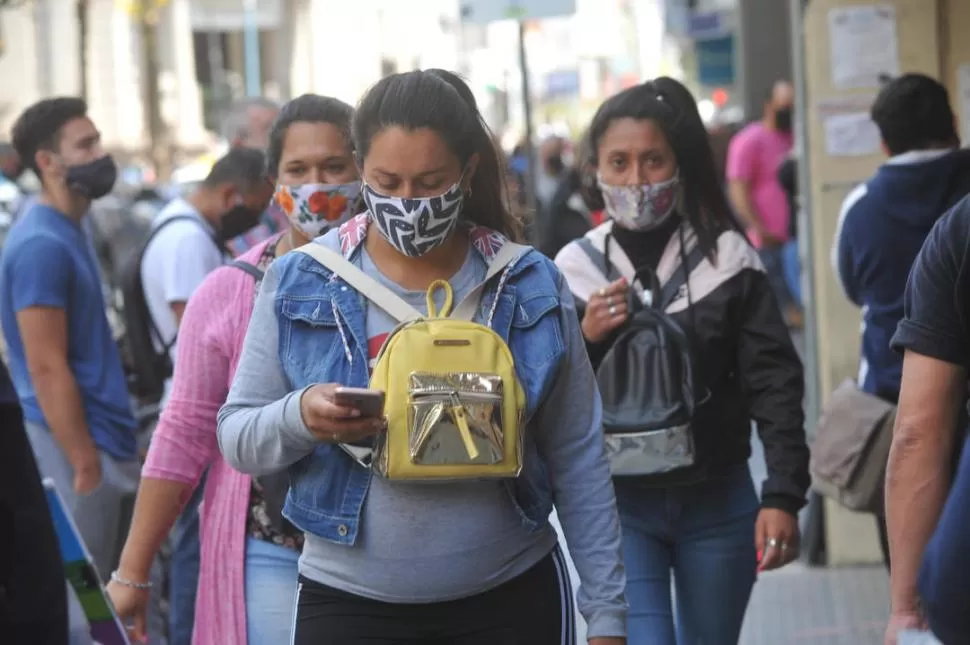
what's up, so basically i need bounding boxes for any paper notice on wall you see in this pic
[958,63,970,145]
[823,112,882,157]
[828,4,900,89]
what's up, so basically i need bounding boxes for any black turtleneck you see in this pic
[609,213,682,282]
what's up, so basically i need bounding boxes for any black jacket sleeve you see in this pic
[732,269,810,514]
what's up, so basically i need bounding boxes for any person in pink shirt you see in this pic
[106,93,362,645]
[726,80,801,327]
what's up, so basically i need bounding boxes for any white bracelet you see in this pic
[110,570,152,590]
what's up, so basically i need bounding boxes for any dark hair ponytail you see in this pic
[353,69,521,241]
[266,94,355,178]
[586,77,741,258]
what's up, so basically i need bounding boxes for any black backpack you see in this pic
[577,231,708,477]
[120,215,224,403]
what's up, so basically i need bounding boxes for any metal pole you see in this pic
[789,0,825,565]
[242,0,261,97]
[517,20,539,226]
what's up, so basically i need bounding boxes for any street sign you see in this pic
[459,0,576,25]
[697,35,736,87]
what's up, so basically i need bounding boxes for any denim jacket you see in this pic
[277,223,566,542]
[218,216,627,637]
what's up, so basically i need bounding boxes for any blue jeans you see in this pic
[758,246,794,311]
[614,466,760,645]
[780,238,802,307]
[168,471,206,645]
[244,538,300,645]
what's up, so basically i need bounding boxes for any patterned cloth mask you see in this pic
[597,171,680,231]
[362,180,465,257]
[274,181,362,237]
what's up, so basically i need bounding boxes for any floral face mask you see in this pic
[274,181,362,237]
[597,171,680,231]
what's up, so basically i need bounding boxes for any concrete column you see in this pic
[86,0,145,151]
[0,2,43,133]
[736,0,792,120]
[158,0,206,148]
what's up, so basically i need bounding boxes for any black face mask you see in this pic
[774,108,793,133]
[219,203,264,241]
[66,154,118,200]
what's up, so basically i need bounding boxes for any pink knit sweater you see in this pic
[142,238,276,645]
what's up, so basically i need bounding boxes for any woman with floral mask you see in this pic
[107,94,360,645]
[217,69,626,645]
[555,79,810,644]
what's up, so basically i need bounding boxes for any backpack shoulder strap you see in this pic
[575,236,623,282]
[295,243,422,323]
[228,260,264,281]
[451,242,529,321]
[658,241,707,310]
[139,215,212,352]
[144,215,202,247]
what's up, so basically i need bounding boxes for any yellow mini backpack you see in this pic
[297,242,528,481]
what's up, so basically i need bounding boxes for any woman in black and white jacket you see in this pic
[555,78,810,645]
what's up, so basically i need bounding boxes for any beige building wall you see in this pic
[0,0,206,155]
[801,0,968,564]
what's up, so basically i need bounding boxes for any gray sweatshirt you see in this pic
[217,241,627,638]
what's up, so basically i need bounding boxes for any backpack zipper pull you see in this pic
[449,391,479,460]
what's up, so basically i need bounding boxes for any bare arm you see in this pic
[728,180,768,237]
[116,479,193,582]
[170,301,187,327]
[17,306,98,482]
[886,351,965,613]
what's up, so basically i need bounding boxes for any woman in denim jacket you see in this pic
[217,69,627,645]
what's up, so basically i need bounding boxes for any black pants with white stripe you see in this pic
[293,546,576,645]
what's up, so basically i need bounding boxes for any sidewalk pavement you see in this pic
[744,372,892,645]
[740,562,889,645]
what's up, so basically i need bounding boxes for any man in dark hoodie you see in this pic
[831,73,970,570]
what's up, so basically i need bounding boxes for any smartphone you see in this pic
[333,387,385,419]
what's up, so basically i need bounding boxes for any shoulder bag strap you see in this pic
[575,235,623,282]
[228,260,265,281]
[658,241,707,311]
[295,243,422,323]
[451,242,529,321]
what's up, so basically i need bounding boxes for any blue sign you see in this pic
[696,35,735,87]
[544,70,580,98]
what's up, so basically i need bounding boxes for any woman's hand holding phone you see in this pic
[300,383,386,444]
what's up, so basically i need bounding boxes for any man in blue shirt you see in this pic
[0,97,139,581]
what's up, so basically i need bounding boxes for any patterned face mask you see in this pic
[274,181,362,237]
[362,179,466,257]
[597,171,680,231]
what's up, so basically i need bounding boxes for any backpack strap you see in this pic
[575,236,623,282]
[228,260,265,281]
[658,242,707,311]
[451,242,528,321]
[295,244,423,323]
[143,215,223,352]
